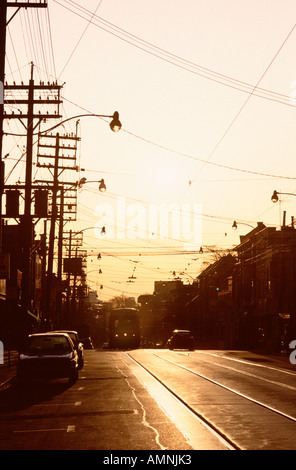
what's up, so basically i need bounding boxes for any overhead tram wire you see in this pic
[57,0,104,80]
[59,95,296,182]
[178,22,296,201]
[4,77,291,182]
[54,0,296,108]
[46,5,57,79]
[5,6,296,182]
[78,187,286,232]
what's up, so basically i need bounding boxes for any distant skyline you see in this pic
[3,0,296,300]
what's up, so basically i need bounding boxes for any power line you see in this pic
[54,0,296,108]
[57,0,104,80]
[185,22,296,192]
[61,95,296,181]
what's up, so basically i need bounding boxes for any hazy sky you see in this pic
[3,0,296,301]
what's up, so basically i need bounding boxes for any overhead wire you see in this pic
[55,0,296,108]
[57,0,104,80]
[46,6,57,79]
[5,3,294,298]
[61,95,296,181]
[179,22,296,199]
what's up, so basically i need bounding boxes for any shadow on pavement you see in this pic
[0,379,72,413]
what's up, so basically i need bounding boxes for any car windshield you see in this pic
[67,333,78,344]
[25,336,72,355]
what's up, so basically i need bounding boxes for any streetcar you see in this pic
[109,308,140,349]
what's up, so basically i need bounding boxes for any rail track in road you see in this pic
[125,350,296,450]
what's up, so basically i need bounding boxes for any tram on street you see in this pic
[109,308,140,349]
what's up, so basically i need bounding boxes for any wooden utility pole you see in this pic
[44,133,60,327]
[4,67,61,343]
[36,128,80,328]
[0,1,47,254]
[57,189,64,328]
[0,3,7,252]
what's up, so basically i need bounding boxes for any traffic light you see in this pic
[61,280,70,294]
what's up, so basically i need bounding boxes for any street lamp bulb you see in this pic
[271,190,279,203]
[110,111,121,132]
[232,221,238,230]
[99,179,106,192]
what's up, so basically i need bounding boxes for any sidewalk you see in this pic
[0,350,18,389]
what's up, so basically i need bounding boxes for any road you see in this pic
[0,348,295,451]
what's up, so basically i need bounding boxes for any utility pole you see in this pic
[63,230,85,329]
[44,132,60,328]
[0,0,47,253]
[57,189,64,328]
[22,63,35,341]
[36,125,80,328]
[0,2,7,253]
[4,66,62,344]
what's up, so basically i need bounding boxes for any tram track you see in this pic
[125,352,240,450]
[152,352,296,423]
[180,351,296,391]
[125,350,296,450]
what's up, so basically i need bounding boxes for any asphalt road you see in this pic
[0,350,193,451]
[0,348,295,452]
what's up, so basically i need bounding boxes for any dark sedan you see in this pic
[167,329,195,351]
[17,332,79,384]
[52,330,84,369]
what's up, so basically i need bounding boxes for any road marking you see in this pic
[13,425,76,434]
[190,353,296,390]
[38,403,79,406]
[14,428,68,433]
[196,351,296,376]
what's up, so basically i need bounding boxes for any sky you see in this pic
[3,0,296,302]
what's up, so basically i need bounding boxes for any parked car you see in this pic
[17,332,79,384]
[52,330,84,369]
[167,329,195,351]
[82,337,94,350]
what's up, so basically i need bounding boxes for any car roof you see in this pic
[52,330,78,334]
[29,331,68,336]
[28,332,71,338]
[173,329,191,333]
